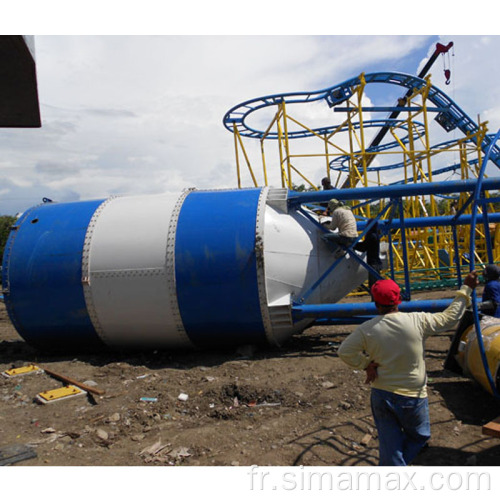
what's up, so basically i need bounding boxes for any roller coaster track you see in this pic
[225,69,500,295]
[223,71,500,168]
[330,135,496,175]
[327,119,426,171]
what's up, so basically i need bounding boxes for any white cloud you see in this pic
[0,35,499,214]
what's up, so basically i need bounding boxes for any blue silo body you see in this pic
[175,189,267,347]
[2,199,105,350]
[2,188,367,352]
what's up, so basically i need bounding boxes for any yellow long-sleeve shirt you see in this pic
[337,286,472,398]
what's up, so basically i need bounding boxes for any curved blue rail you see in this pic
[468,128,500,399]
[223,71,500,167]
[327,119,426,171]
[330,135,490,175]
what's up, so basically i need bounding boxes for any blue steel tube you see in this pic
[293,299,454,320]
[468,128,500,398]
[360,212,500,231]
[288,177,500,206]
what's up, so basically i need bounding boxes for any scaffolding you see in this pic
[223,70,500,290]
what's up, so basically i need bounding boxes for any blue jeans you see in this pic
[370,388,431,466]
[322,233,356,248]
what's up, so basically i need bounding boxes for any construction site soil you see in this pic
[1,288,500,468]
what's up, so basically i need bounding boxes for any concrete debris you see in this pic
[96,429,109,441]
[140,439,170,457]
[360,433,372,446]
[139,439,191,465]
[169,447,191,460]
[321,381,336,389]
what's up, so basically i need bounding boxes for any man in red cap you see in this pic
[337,271,478,466]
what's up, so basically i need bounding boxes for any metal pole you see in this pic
[288,177,500,206]
[469,128,500,398]
[293,299,455,319]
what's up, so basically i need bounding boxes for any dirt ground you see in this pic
[1,288,500,468]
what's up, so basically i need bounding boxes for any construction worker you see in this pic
[337,271,479,466]
[355,219,383,294]
[482,264,500,318]
[322,199,358,254]
[321,177,334,190]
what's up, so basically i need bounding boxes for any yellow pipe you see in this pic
[289,164,319,190]
[281,101,293,188]
[233,124,242,188]
[456,321,500,395]
[260,107,284,187]
[324,132,331,181]
[277,120,286,188]
[261,107,283,140]
[235,128,258,187]
[285,113,351,156]
[260,140,269,186]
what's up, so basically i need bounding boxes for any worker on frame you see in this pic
[355,219,383,296]
[321,177,334,190]
[322,198,358,257]
[317,177,335,210]
[482,264,500,318]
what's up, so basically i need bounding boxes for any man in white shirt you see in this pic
[338,271,479,466]
[322,199,358,253]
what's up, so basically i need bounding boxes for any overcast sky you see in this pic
[1,35,499,215]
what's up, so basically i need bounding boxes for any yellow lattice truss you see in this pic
[231,74,500,288]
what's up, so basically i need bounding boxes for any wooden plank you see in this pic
[482,416,500,438]
[41,366,106,396]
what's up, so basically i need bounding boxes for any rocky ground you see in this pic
[1,289,500,468]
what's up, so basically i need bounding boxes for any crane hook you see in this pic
[444,68,451,85]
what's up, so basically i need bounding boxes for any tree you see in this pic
[292,183,318,192]
[0,215,17,264]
